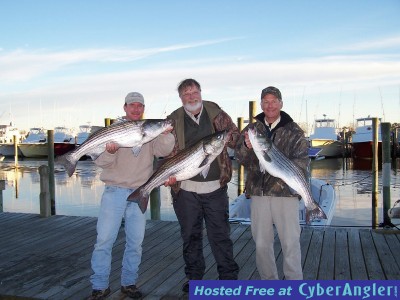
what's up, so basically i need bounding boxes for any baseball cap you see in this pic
[125,92,145,105]
[261,86,282,101]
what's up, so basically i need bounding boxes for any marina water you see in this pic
[1,157,399,227]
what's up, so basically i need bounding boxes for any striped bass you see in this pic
[57,119,173,177]
[127,130,229,213]
[247,127,327,224]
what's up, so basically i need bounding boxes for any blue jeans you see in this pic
[90,185,146,290]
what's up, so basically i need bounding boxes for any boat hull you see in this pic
[0,144,23,157]
[229,178,336,226]
[19,143,75,158]
[310,139,343,157]
[352,141,382,159]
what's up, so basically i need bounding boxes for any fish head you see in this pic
[248,127,272,152]
[203,130,229,155]
[142,119,174,138]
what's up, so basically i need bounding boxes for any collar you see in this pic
[184,105,204,124]
[265,116,281,130]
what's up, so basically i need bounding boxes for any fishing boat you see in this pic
[308,116,342,158]
[351,117,382,159]
[0,123,23,157]
[229,178,336,226]
[19,127,75,158]
[76,124,92,145]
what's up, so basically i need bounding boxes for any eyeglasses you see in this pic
[181,90,201,99]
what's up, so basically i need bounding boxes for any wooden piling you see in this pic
[249,101,257,123]
[393,127,398,159]
[47,130,56,215]
[39,165,51,217]
[381,123,391,226]
[237,117,245,195]
[105,118,111,127]
[13,135,18,166]
[150,158,161,220]
[371,118,379,228]
[0,180,5,213]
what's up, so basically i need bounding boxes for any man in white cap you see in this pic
[88,92,174,299]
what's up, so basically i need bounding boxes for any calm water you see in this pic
[1,157,399,227]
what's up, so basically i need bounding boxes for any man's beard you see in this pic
[184,100,202,113]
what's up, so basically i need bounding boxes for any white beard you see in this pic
[184,100,202,113]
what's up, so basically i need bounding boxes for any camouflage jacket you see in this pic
[234,111,309,197]
[167,100,239,193]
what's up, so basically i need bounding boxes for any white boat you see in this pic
[19,127,76,158]
[0,123,23,157]
[309,116,342,158]
[351,117,382,159]
[229,178,336,226]
[76,124,92,145]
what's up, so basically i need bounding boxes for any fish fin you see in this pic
[200,165,210,178]
[262,152,272,162]
[198,155,210,168]
[258,162,266,173]
[87,148,104,161]
[55,153,77,177]
[127,188,149,213]
[305,206,327,224]
[131,146,142,157]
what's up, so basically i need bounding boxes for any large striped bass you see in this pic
[247,127,327,224]
[127,130,229,213]
[57,119,173,177]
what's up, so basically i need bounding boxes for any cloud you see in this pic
[332,36,400,52]
[0,38,242,82]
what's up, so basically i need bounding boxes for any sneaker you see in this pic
[182,281,189,293]
[88,287,111,300]
[121,285,143,298]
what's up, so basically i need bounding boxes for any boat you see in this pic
[351,117,382,159]
[53,126,76,155]
[76,124,92,145]
[0,123,23,157]
[308,116,343,158]
[229,178,336,226]
[19,127,75,158]
[0,154,4,161]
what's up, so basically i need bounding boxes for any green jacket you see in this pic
[234,111,309,197]
[167,100,239,193]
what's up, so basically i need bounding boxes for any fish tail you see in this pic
[56,153,77,177]
[127,188,149,214]
[305,206,327,225]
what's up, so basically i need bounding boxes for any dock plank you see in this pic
[1,212,400,299]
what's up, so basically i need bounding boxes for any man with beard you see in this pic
[166,78,240,293]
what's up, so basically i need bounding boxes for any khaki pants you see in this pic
[251,195,303,280]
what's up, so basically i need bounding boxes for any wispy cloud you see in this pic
[333,36,400,52]
[0,37,242,82]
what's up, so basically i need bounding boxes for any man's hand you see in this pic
[244,131,252,149]
[164,176,177,186]
[162,127,173,134]
[105,142,119,154]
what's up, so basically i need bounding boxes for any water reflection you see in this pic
[1,157,399,227]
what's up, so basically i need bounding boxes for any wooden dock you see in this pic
[0,212,400,299]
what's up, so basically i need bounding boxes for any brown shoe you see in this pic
[88,287,111,300]
[121,285,142,298]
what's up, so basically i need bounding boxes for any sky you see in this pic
[1,0,400,136]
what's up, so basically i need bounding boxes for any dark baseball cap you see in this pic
[261,86,282,101]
